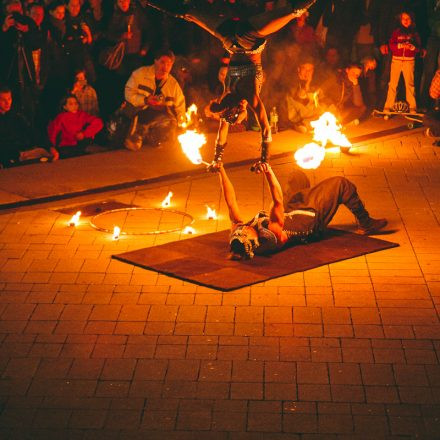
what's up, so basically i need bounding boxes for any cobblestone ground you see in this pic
[0,131,439,439]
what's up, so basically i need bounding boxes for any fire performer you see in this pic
[214,162,387,260]
[142,0,317,171]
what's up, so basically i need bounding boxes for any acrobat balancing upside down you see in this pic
[142,0,317,171]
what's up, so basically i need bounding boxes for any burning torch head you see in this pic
[229,224,260,260]
[209,93,248,125]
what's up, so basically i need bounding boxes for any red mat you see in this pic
[113,229,398,291]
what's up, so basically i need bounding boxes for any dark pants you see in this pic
[284,170,370,230]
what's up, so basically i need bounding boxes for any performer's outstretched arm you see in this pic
[217,163,244,225]
[260,164,284,227]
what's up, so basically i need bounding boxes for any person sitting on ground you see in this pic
[280,58,323,133]
[71,69,100,116]
[0,85,50,168]
[321,63,367,125]
[214,161,387,260]
[47,94,104,160]
[124,48,186,150]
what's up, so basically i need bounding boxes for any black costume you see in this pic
[143,0,316,167]
[231,169,385,256]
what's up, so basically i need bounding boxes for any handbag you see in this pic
[99,41,125,70]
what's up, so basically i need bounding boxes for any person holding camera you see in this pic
[0,0,40,120]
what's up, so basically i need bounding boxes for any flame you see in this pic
[113,226,121,240]
[179,130,207,164]
[161,191,173,208]
[183,226,196,234]
[68,211,81,227]
[206,206,217,220]
[180,103,198,129]
[312,91,319,108]
[311,112,351,148]
[294,143,326,169]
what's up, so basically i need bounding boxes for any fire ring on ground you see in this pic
[89,207,194,235]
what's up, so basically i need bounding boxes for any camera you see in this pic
[11,12,28,26]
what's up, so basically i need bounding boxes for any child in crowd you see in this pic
[71,69,100,116]
[48,94,103,160]
[383,11,421,113]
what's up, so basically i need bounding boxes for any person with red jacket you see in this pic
[48,94,103,160]
[383,11,421,113]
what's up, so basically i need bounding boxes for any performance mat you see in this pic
[113,229,398,291]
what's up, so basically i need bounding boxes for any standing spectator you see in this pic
[45,0,70,118]
[383,11,421,113]
[71,69,99,116]
[0,0,40,120]
[48,94,103,160]
[287,11,319,58]
[98,0,152,115]
[322,0,362,65]
[354,0,376,60]
[359,55,377,109]
[65,0,96,83]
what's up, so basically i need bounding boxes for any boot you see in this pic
[344,187,387,234]
[141,0,192,19]
[207,142,226,173]
[356,218,388,235]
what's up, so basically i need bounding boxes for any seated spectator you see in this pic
[321,63,367,125]
[280,58,323,133]
[123,48,185,150]
[71,69,100,116]
[0,85,50,168]
[48,94,104,160]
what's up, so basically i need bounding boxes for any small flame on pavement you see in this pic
[68,211,81,227]
[294,143,326,170]
[183,226,196,234]
[113,226,121,240]
[206,206,217,220]
[161,191,173,208]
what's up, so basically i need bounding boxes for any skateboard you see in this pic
[372,109,424,129]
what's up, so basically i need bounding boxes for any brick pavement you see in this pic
[0,130,440,439]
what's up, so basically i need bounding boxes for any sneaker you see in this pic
[425,128,434,138]
[356,218,388,235]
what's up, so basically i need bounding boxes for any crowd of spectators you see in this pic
[1,0,440,168]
